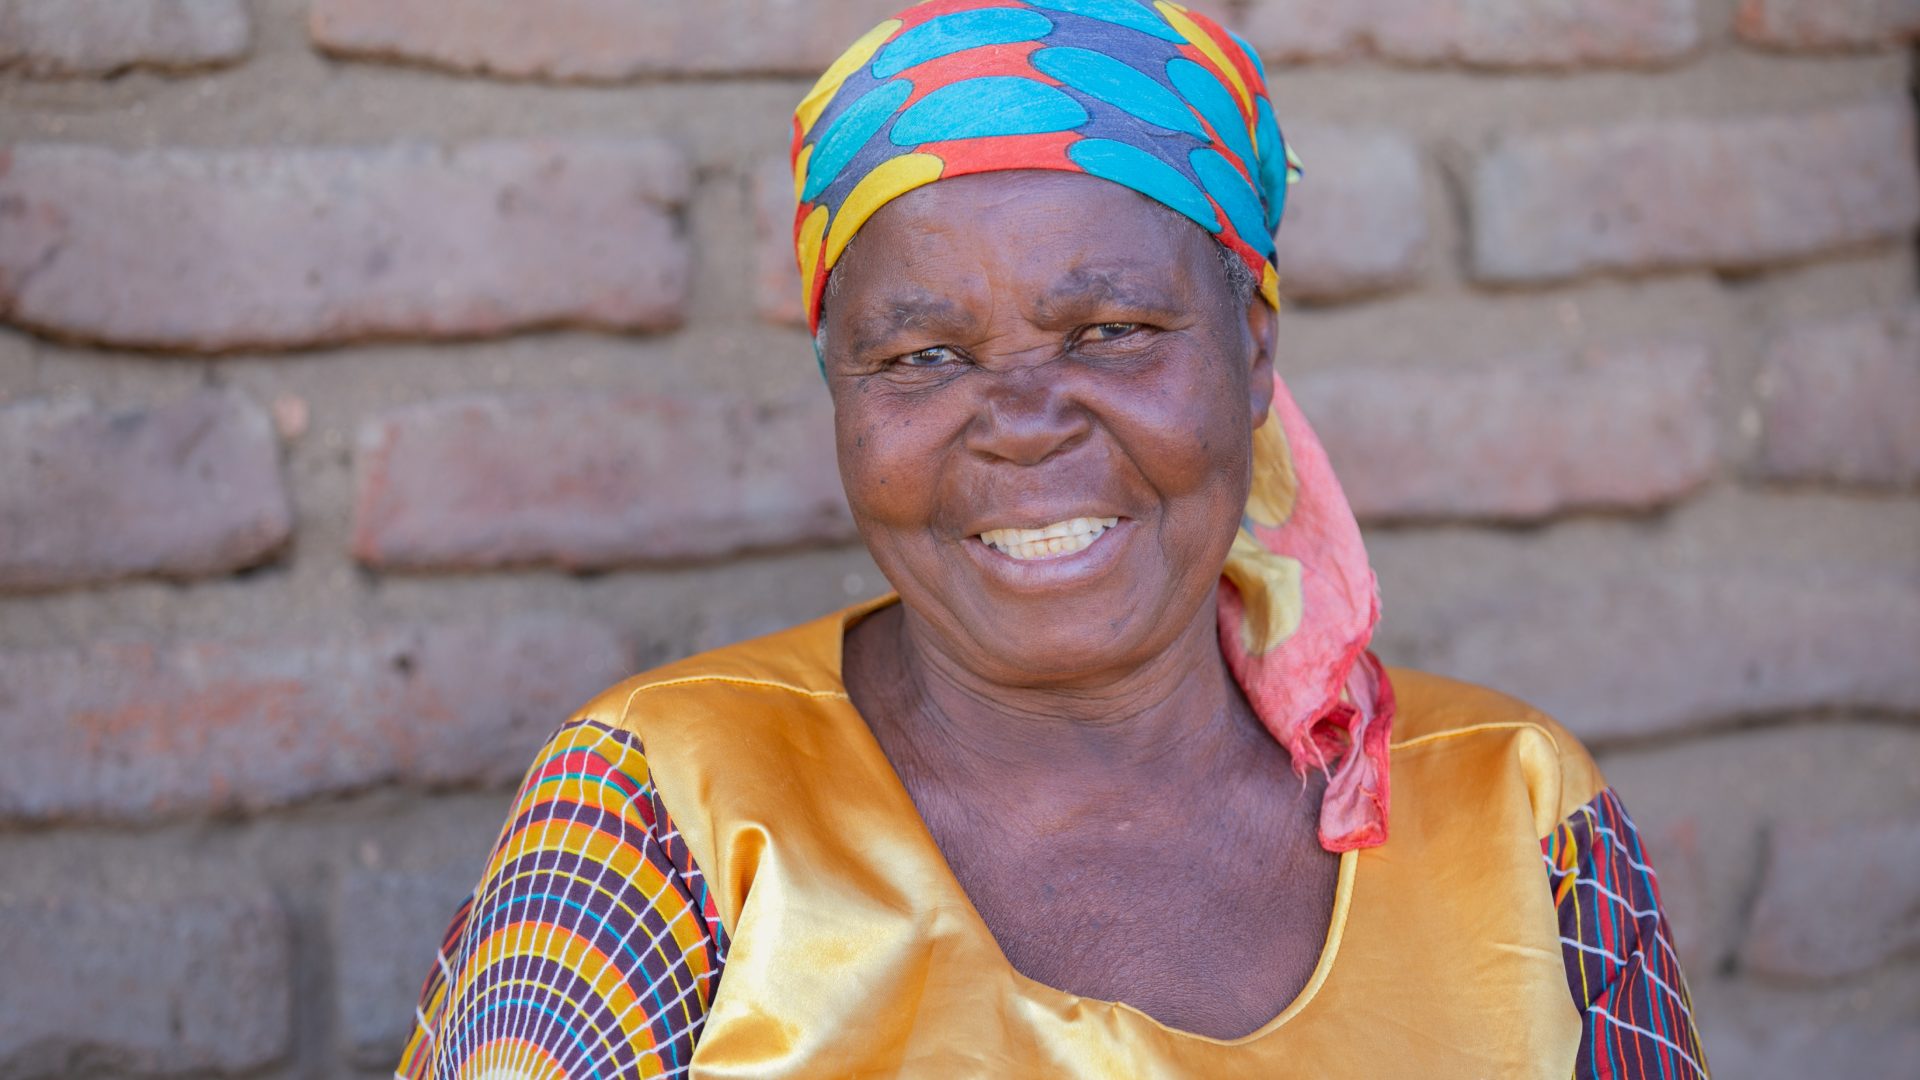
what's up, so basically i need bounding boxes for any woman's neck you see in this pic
[847,595,1279,819]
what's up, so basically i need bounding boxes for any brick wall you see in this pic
[2,0,1916,1075]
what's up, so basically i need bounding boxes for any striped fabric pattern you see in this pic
[1544,788,1709,1079]
[395,721,728,1080]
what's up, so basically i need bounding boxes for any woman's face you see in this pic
[823,170,1276,687]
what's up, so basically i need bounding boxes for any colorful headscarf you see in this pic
[793,0,1393,852]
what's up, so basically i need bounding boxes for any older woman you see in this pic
[398,2,1705,1077]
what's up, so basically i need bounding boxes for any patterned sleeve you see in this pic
[1542,788,1709,1079]
[395,720,730,1080]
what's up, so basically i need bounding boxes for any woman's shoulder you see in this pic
[1384,666,1607,835]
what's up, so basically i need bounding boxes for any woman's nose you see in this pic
[962,365,1092,466]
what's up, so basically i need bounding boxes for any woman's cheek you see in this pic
[1124,373,1249,499]
[837,406,931,528]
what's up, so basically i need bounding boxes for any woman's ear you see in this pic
[1244,297,1278,427]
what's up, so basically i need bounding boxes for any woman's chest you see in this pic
[666,698,1586,1077]
[935,815,1340,1040]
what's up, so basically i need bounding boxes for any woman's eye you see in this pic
[894,346,961,368]
[1081,322,1142,343]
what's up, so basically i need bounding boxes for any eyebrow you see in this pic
[846,291,968,357]
[841,265,1184,355]
[1031,266,1181,323]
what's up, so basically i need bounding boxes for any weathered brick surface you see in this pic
[1396,567,1920,741]
[1701,1009,1920,1080]
[755,155,805,328]
[1639,817,1711,972]
[1736,0,1920,50]
[1239,0,1700,68]
[1743,815,1920,979]
[0,139,690,351]
[1471,101,1920,284]
[310,0,903,80]
[0,876,291,1075]
[1599,724,1920,976]
[1273,126,1427,303]
[0,391,291,592]
[1759,307,1920,488]
[1295,343,1716,522]
[353,393,853,571]
[334,858,480,1065]
[0,0,249,77]
[4,0,1920,1072]
[0,616,631,821]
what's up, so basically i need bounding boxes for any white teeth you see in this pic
[978,517,1120,561]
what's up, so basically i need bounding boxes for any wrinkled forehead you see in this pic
[841,170,1209,265]
[822,170,1225,323]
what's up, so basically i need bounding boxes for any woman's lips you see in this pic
[976,516,1121,561]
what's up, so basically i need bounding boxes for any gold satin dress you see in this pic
[397,598,1706,1079]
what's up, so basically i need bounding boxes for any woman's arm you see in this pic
[1544,788,1709,1079]
[396,721,728,1080]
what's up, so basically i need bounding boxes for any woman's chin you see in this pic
[941,594,1199,689]
[963,631,1161,688]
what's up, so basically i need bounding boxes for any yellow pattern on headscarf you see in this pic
[1225,531,1303,656]
[795,19,902,139]
[792,144,815,204]
[1242,408,1298,528]
[1259,265,1282,315]
[1228,407,1304,654]
[796,204,831,320]
[1153,1,1253,113]
[824,152,945,266]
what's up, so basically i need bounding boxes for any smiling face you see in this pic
[822,170,1276,689]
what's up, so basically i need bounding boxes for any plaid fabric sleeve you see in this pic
[394,720,729,1080]
[1543,788,1709,1079]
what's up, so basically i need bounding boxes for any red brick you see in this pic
[1599,724,1920,976]
[1743,814,1920,979]
[0,872,290,1074]
[352,393,853,571]
[0,390,291,592]
[1703,1013,1920,1080]
[1274,126,1428,303]
[1634,818,1712,972]
[1239,0,1700,68]
[1470,101,1920,284]
[1235,0,1373,62]
[1736,0,1920,50]
[1394,565,1920,742]
[755,155,805,328]
[0,139,689,351]
[0,0,249,77]
[1759,307,1920,488]
[309,0,904,80]
[1295,343,1717,522]
[0,616,632,821]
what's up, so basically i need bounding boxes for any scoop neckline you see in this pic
[827,595,1358,1047]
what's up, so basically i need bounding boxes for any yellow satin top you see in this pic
[563,597,1604,1078]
